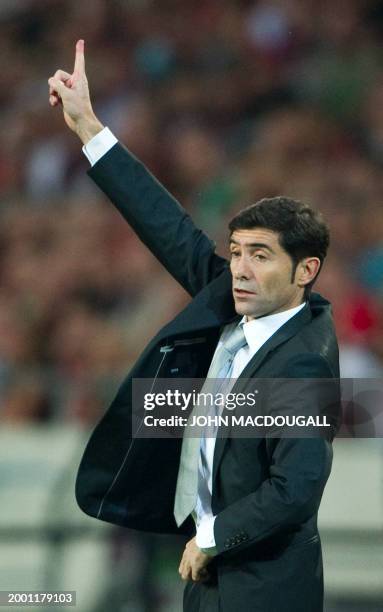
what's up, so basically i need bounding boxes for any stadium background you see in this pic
[0,0,382,610]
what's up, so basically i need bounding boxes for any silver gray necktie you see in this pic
[174,324,247,527]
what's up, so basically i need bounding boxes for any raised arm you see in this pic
[48,40,228,296]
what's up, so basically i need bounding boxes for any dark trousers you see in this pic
[183,574,220,612]
[183,560,221,612]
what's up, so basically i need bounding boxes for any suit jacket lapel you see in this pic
[212,303,312,487]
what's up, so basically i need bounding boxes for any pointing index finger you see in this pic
[73,39,85,77]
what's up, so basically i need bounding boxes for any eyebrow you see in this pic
[229,239,275,254]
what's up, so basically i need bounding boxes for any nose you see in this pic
[232,254,252,280]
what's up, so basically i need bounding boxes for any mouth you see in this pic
[234,288,256,297]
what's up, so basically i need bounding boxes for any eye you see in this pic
[230,251,240,258]
[254,253,266,261]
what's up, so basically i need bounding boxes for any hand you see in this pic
[178,536,212,582]
[48,40,103,144]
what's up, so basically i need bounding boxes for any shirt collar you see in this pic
[239,302,306,353]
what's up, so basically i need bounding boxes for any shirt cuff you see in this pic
[82,126,118,166]
[196,516,217,556]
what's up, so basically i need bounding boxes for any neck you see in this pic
[245,300,305,322]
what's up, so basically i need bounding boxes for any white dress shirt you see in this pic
[194,304,306,553]
[82,126,117,165]
[82,127,306,554]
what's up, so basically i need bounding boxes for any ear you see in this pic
[296,257,321,288]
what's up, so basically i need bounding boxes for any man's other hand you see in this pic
[48,40,103,144]
[178,536,212,582]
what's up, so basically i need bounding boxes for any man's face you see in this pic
[230,228,305,320]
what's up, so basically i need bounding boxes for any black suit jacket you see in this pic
[75,143,340,612]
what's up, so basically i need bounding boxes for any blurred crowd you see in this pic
[1,0,383,425]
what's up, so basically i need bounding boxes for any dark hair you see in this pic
[228,196,329,298]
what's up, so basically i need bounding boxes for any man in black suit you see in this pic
[49,41,340,612]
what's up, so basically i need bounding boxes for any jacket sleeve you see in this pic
[213,353,340,558]
[88,142,228,297]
